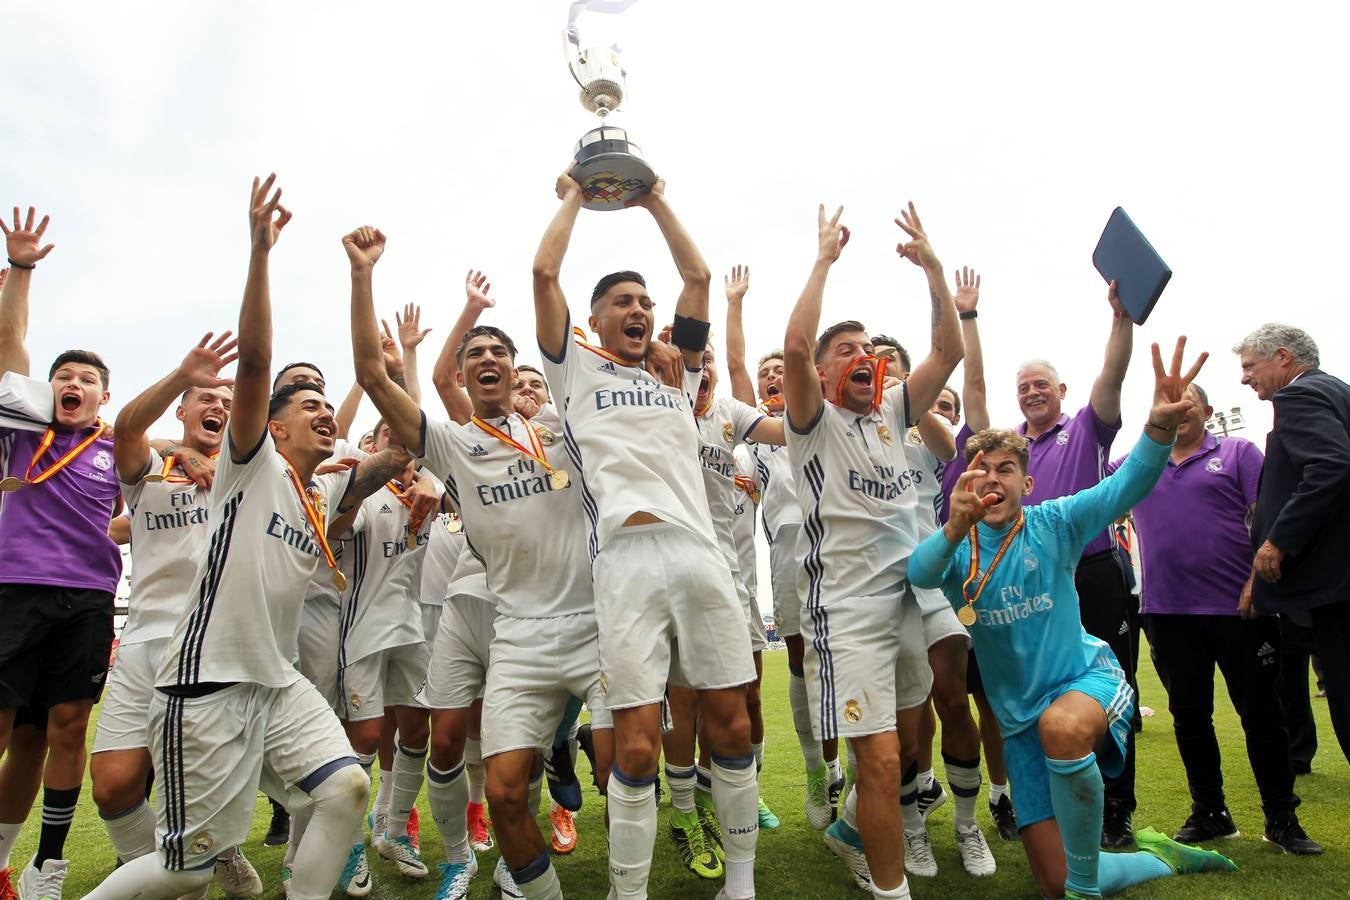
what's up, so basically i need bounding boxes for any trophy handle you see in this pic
[562,30,588,91]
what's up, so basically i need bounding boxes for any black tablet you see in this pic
[1092,207,1172,325]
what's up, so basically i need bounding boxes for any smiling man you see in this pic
[0,207,122,899]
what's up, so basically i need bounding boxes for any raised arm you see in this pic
[724,265,756,406]
[954,267,989,431]
[113,332,238,484]
[783,205,849,432]
[395,302,431,406]
[335,444,413,516]
[432,271,494,425]
[533,169,584,360]
[917,411,956,462]
[1090,281,1134,426]
[0,207,56,376]
[345,227,425,455]
[334,381,363,440]
[894,203,963,416]
[231,175,292,462]
[633,180,712,369]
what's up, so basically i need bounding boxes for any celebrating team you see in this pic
[0,161,1343,900]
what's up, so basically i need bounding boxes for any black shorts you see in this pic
[0,583,114,709]
[965,647,984,696]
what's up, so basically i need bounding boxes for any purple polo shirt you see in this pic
[1108,433,1262,616]
[938,423,975,524]
[0,424,123,594]
[1021,404,1120,558]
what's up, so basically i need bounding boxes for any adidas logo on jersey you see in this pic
[470,445,489,457]
[600,361,618,375]
[379,503,394,514]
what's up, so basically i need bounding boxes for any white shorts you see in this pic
[768,524,804,637]
[915,585,971,651]
[593,524,755,711]
[417,592,497,711]
[296,594,341,713]
[339,643,428,721]
[738,580,768,653]
[150,679,357,872]
[481,613,613,758]
[93,638,167,753]
[421,603,443,648]
[801,583,933,741]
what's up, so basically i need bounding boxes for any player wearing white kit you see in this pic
[781,204,963,900]
[872,322,995,880]
[91,332,263,896]
[84,174,412,900]
[533,168,758,900]
[346,226,615,900]
[726,270,848,830]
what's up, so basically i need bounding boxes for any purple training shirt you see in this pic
[1020,404,1120,558]
[0,424,123,594]
[1108,433,1262,616]
[938,423,975,524]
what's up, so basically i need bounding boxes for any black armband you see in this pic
[669,314,711,353]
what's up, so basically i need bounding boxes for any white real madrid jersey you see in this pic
[303,436,367,609]
[419,513,463,608]
[540,333,716,556]
[419,405,592,620]
[695,395,765,575]
[785,384,924,601]
[731,445,758,596]
[338,480,433,663]
[156,433,353,690]
[898,383,946,539]
[118,449,214,645]
[749,413,803,543]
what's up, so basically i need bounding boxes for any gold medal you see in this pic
[447,515,463,534]
[0,476,25,492]
[957,605,978,627]
[550,469,570,490]
[5,420,109,493]
[960,512,1027,631]
[280,451,345,594]
[471,414,570,496]
[333,569,348,592]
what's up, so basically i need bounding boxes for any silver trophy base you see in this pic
[572,125,655,211]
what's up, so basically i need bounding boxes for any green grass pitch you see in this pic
[9,642,1349,898]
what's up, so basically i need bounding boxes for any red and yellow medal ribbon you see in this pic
[279,451,344,589]
[759,396,785,415]
[149,450,221,484]
[385,479,429,535]
[834,356,888,413]
[960,512,1026,624]
[470,415,567,488]
[578,340,630,367]
[8,419,108,489]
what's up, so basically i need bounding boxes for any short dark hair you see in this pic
[870,334,911,374]
[268,381,327,420]
[814,320,868,364]
[273,361,325,390]
[590,270,646,307]
[181,384,233,404]
[455,326,519,369]
[49,350,110,389]
[515,364,550,399]
[939,384,961,418]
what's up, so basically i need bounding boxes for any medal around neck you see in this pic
[565,38,655,210]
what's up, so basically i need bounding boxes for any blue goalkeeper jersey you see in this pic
[909,431,1171,738]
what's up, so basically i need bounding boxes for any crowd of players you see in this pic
[0,168,1345,900]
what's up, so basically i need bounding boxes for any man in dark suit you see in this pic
[1236,324,1350,772]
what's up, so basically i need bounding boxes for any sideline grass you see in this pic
[9,642,1349,898]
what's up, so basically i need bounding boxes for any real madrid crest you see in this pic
[537,425,556,446]
[905,425,922,446]
[877,424,892,447]
[190,832,214,855]
[309,488,328,518]
[844,699,863,723]
[722,422,734,443]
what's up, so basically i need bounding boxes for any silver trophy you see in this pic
[566,42,655,210]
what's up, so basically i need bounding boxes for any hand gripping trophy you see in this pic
[564,1,656,210]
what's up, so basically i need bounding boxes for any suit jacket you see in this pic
[1251,368,1350,612]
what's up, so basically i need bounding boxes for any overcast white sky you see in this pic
[5,2,1347,453]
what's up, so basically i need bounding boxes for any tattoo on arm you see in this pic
[336,448,409,513]
[930,289,943,352]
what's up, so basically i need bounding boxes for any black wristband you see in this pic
[5,258,35,271]
[670,314,711,353]
[958,309,977,320]
[1147,420,1176,433]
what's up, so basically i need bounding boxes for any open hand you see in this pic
[1,206,56,267]
[1148,337,1208,430]
[465,270,496,312]
[250,175,292,252]
[645,339,683,388]
[177,331,238,389]
[954,267,981,314]
[725,265,750,304]
[396,303,432,350]
[1254,540,1285,584]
